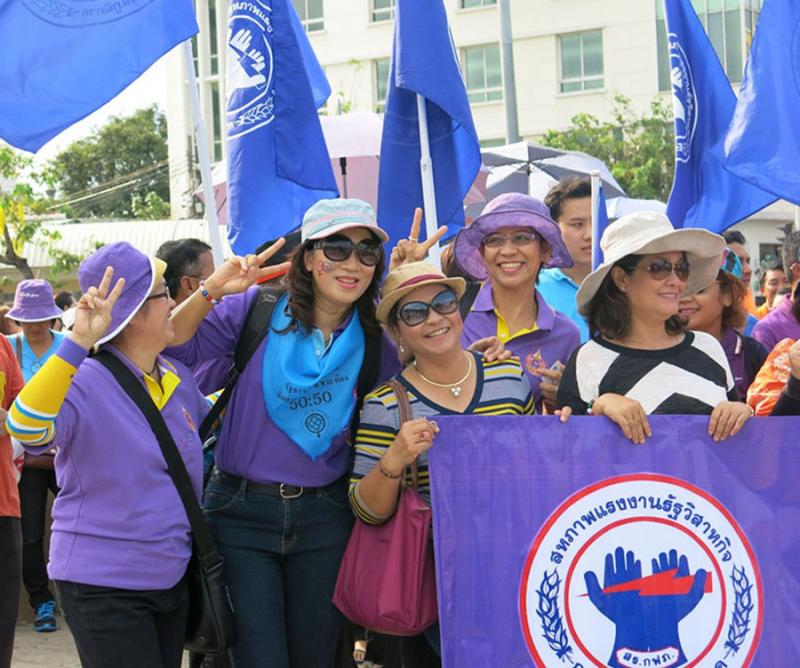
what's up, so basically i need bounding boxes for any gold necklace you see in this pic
[413,352,473,398]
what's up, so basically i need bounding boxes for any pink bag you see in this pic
[333,379,438,636]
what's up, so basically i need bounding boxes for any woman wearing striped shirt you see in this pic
[348,262,533,662]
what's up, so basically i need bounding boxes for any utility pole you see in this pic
[498,0,521,143]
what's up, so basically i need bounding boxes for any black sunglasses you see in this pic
[396,289,459,327]
[145,286,171,302]
[311,235,383,267]
[628,258,690,282]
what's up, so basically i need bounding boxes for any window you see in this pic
[463,44,502,104]
[293,0,324,32]
[656,0,763,90]
[461,0,497,8]
[372,0,394,22]
[374,58,390,112]
[558,30,604,93]
[208,0,219,76]
[210,81,223,162]
[479,138,505,148]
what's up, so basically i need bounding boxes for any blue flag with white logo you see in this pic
[718,0,800,206]
[377,0,481,246]
[226,0,337,254]
[0,0,198,153]
[592,184,609,270]
[662,0,775,233]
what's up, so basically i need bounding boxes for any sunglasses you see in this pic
[396,289,459,327]
[311,235,383,267]
[630,258,690,282]
[481,231,540,249]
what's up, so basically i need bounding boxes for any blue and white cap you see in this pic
[301,198,389,244]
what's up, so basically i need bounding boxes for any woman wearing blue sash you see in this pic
[168,199,401,667]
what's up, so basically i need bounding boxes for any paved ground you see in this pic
[12,617,190,667]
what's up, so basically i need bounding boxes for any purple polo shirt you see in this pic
[752,298,800,352]
[461,281,581,405]
[168,287,400,486]
[35,339,206,590]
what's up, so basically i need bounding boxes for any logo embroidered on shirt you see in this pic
[526,351,546,376]
[183,407,196,433]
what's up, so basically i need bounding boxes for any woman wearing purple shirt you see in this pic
[453,193,581,411]
[168,199,400,668]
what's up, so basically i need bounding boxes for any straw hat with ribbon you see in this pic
[376,261,466,325]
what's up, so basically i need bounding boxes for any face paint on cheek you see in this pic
[317,260,334,274]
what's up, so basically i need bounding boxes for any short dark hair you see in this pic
[156,238,212,297]
[54,290,75,311]
[782,231,800,277]
[586,255,685,339]
[544,177,591,222]
[758,261,785,289]
[723,230,746,246]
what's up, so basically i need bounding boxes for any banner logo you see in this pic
[227,0,275,139]
[23,0,156,27]
[668,34,697,164]
[519,474,762,667]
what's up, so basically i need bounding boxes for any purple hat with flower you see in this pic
[78,242,167,345]
[453,193,573,281]
[7,279,62,323]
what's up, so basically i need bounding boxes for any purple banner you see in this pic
[429,415,799,667]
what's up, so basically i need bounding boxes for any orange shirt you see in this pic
[743,289,758,316]
[0,335,24,517]
[755,302,771,320]
[747,337,795,416]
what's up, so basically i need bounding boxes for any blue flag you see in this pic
[662,0,775,233]
[226,0,337,254]
[592,184,609,270]
[718,0,800,206]
[0,1,198,153]
[377,0,481,246]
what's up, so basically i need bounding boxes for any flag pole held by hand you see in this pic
[416,94,442,269]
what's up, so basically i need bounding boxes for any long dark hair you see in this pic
[280,236,384,338]
[587,254,684,340]
[717,271,747,331]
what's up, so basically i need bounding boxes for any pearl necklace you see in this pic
[413,353,474,397]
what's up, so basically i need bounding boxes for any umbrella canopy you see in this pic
[479,142,626,204]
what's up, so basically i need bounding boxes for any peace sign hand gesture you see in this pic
[69,266,126,350]
[389,208,448,271]
[202,238,290,300]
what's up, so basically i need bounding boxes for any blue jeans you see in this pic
[204,472,354,668]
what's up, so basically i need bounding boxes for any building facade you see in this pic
[165,0,790,270]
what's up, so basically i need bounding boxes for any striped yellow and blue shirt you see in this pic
[349,353,534,524]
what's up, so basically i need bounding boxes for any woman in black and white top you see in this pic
[557,212,753,444]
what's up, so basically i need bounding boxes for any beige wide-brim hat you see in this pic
[376,261,466,325]
[576,212,725,316]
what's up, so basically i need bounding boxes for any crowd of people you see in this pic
[0,177,798,668]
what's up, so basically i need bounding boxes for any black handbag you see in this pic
[94,351,236,655]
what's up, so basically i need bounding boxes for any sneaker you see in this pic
[33,600,57,633]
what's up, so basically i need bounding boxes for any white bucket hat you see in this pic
[576,212,725,316]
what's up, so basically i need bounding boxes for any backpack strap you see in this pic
[199,286,283,442]
[459,280,481,321]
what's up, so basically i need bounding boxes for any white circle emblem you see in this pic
[23,0,156,27]
[668,34,698,164]
[519,474,762,668]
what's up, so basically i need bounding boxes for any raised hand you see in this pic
[466,336,512,362]
[69,266,126,350]
[389,207,448,271]
[202,239,289,300]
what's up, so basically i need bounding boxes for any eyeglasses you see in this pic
[396,289,459,327]
[311,236,383,267]
[145,286,171,302]
[629,258,690,282]
[481,231,540,249]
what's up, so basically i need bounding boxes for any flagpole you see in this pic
[416,94,442,269]
[795,206,800,232]
[183,40,225,266]
[590,170,601,271]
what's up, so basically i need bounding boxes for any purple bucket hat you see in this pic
[78,242,167,345]
[453,193,573,281]
[7,279,62,323]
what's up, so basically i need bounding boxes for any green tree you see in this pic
[49,106,170,219]
[542,95,675,201]
[0,147,84,280]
